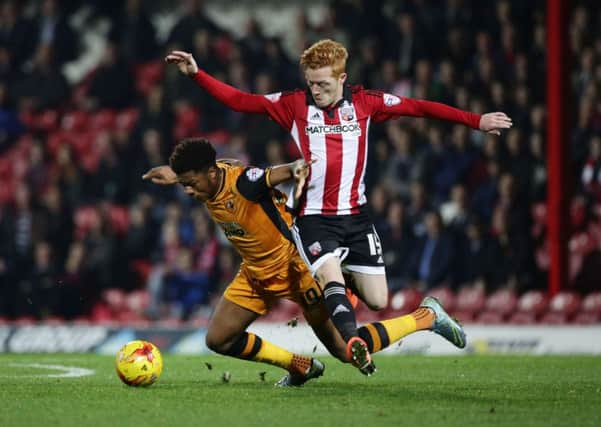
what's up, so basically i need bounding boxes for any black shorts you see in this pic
[291,210,386,276]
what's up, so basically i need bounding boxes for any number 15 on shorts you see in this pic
[367,232,382,256]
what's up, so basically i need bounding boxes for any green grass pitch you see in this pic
[1,354,600,427]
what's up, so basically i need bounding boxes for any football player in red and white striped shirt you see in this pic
[165,39,511,375]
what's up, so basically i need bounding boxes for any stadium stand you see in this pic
[0,0,599,325]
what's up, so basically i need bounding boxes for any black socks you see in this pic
[323,281,358,342]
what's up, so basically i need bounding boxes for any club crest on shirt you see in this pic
[339,105,355,122]
[225,199,235,211]
[308,241,322,256]
[246,168,264,182]
[383,93,401,106]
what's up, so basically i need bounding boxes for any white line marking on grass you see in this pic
[7,363,95,378]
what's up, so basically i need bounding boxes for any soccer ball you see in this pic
[115,340,163,387]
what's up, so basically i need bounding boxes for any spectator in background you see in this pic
[123,202,157,289]
[83,206,116,292]
[417,126,448,202]
[581,136,601,200]
[387,12,425,77]
[504,129,532,197]
[35,0,78,66]
[440,183,470,236]
[447,125,477,185]
[12,43,69,112]
[495,172,531,238]
[380,198,414,292]
[219,132,249,165]
[86,131,128,202]
[187,207,216,268]
[365,137,391,190]
[261,37,298,87]
[147,217,183,319]
[131,129,176,204]
[38,185,73,264]
[488,206,534,292]
[456,216,493,290]
[86,42,134,110]
[244,72,287,165]
[163,247,210,320]
[109,0,157,65]
[59,241,89,318]
[471,160,501,223]
[436,60,456,105]
[445,27,471,72]
[0,203,16,316]
[25,241,58,318]
[50,144,84,209]
[368,183,390,233]
[26,140,48,195]
[384,122,418,200]
[406,181,430,238]
[528,132,547,202]
[136,85,174,144]
[263,139,287,168]
[512,80,531,130]
[0,0,38,70]
[213,245,238,301]
[10,184,41,272]
[408,210,455,291]
[167,0,222,52]
[0,81,23,152]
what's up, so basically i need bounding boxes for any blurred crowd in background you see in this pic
[1,0,600,323]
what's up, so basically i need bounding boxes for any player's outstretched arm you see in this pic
[371,94,512,134]
[165,50,270,114]
[142,165,177,185]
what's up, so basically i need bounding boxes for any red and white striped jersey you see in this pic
[268,87,372,215]
[192,71,482,216]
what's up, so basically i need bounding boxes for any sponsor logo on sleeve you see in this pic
[219,222,246,238]
[264,92,282,103]
[383,93,401,106]
[246,168,264,182]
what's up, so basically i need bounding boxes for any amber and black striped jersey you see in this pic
[205,162,296,280]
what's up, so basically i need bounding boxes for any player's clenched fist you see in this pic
[165,50,199,76]
[291,159,315,201]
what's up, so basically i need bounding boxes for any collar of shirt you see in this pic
[304,84,355,110]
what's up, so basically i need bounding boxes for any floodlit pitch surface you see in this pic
[1,354,600,427]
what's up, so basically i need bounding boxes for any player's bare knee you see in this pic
[205,332,230,354]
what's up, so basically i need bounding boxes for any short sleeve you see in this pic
[236,167,270,201]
